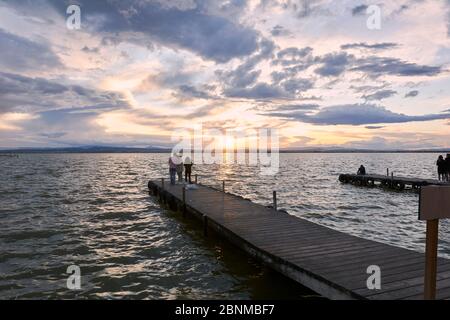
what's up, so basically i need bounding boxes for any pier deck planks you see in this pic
[148,180,450,300]
[339,173,449,190]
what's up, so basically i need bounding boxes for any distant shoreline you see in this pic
[1,148,449,154]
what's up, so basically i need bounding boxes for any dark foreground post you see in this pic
[424,219,439,300]
[203,215,208,237]
[273,191,277,211]
[419,186,450,300]
[387,168,389,177]
[222,180,225,192]
[195,174,198,184]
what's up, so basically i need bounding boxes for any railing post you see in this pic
[387,168,389,177]
[182,186,186,218]
[273,191,277,211]
[222,180,225,192]
[160,178,165,203]
[195,174,198,184]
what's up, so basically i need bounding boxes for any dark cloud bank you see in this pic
[264,104,450,126]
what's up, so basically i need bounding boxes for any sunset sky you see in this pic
[0,0,449,150]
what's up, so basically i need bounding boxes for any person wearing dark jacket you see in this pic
[445,154,450,182]
[184,156,193,184]
[357,165,366,175]
[437,155,446,181]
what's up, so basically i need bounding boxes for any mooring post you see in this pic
[182,186,186,218]
[222,180,225,192]
[424,219,439,300]
[203,215,208,237]
[195,174,198,184]
[160,178,165,203]
[273,191,277,211]
[387,168,389,177]
[391,172,394,188]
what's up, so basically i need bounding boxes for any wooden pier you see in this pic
[339,173,448,191]
[148,179,450,300]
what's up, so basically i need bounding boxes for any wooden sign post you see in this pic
[419,186,450,300]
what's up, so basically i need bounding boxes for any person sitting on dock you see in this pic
[169,155,178,185]
[437,155,446,181]
[357,165,366,175]
[184,156,193,184]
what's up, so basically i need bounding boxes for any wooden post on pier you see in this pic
[182,186,186,218]
[424,219,439,300]
[160,178,165,203]
[419,186,450,300]
[387,168,389,177]
[195,174,198,184]
[273,191,277,211]
[222,180,225,192]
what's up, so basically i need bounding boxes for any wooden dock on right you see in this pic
[339,173,449,191]
[148,179,450,300]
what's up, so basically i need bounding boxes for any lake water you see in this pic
[1,153,449,299]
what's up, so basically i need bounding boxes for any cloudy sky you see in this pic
[0,0,449,150]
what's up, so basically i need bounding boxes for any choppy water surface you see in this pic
[0,153,449,299]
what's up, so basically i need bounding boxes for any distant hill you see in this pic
[0,145,449,154]
[0,146,172,154]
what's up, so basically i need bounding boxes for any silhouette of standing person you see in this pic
[184,156,193,184]
[437,155,445,181]
[175,153,183,183]
[357,165,366,175]
[168,155,177,185]
[445,154,450,182]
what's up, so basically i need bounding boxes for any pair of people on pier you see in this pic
[169,153,193,185]
[436,154,450,181]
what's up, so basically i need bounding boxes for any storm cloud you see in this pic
[362,90,397,101]
[405,90,419,98]
[264,104,450,125]
[352,57,442,77]
[0,72,129,114]
[341,42,398,50]
[0,28,62,72]
[45,0,260,63]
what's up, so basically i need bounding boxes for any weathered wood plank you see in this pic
[339,173,449,192]
[148,180,450,300]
